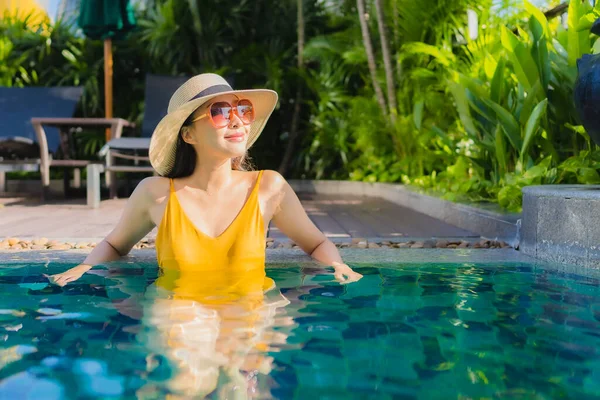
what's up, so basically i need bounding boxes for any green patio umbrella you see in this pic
[78,0,136,141]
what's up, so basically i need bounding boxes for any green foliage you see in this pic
[2,0,599,212]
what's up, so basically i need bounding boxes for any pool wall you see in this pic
[522,185,600,269]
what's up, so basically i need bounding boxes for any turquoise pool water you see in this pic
[1,262,600,399]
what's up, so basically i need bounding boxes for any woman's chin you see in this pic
[223,141,248,151]
[220,145,247,159]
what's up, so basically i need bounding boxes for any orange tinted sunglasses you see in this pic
[191,98,255,128]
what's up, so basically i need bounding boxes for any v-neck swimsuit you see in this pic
[154,170,274,301]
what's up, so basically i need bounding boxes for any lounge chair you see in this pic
[0,87,82,195]
[0,86,134,198]
[88,74,190,206]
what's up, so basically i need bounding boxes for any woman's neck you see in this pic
[186,158,234,193]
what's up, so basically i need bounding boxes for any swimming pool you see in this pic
[1,255,600,399]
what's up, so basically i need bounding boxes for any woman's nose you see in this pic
[228,111,243,128]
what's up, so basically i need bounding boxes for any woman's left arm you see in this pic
[267,171,362,284]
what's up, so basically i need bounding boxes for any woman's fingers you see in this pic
[55,276,69,286]
[45,273,79,287]
[44,273,60,284]
[334,272,347,283]
[335,270,363,285]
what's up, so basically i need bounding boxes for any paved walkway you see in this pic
[0,193,477,241]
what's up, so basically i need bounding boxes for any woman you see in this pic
[46,73,362,286]
[44,73,362,396]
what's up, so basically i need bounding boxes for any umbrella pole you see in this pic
[104,38,113,142]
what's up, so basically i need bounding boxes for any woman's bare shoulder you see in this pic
[135,176,171,202]
[260,169,287,188]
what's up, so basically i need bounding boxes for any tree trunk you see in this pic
[392,0,402,84]
[374,0,397,124]
[544,3,568,20]
[356,0,387,118]
[278,0,305,176]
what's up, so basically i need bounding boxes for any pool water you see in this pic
[1,262,600,399]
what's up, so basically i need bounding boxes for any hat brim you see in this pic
[149,89,278,176]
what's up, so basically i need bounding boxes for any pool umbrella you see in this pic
[78,0,136,142]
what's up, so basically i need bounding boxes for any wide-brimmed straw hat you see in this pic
[149,73,278,176]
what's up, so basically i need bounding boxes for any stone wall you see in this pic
[521,185,600,268]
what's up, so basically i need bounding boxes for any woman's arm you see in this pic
[267,171,362,284]
[45,178,158,286]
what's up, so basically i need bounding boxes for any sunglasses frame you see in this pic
[190,97,255,128]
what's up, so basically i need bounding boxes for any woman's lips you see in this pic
[225,133,245,142]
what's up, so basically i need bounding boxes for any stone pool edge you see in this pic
[3,248,597,277]
[521,185,600,269]
[0,247,544,266]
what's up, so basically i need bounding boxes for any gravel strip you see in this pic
[0,237,512,251]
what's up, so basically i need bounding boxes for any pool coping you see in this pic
[0,248,526,264]
[3,248,599,279]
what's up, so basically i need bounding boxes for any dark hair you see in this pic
[164,114,254,178]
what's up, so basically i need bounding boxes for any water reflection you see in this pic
[96,263,291,399]
[2,261,600,399]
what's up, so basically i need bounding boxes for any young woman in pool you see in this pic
[46,73,362,286]
[45,73,361,397]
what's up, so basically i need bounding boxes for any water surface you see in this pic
[1,261,600,399]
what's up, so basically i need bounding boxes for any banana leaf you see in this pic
[529,28,550,94]
[447,80,477,136]
[490,58,505,104]
[482,97,523,151]
[525,0,551,40]
[413,99,424,130]
[518,81,542,126]
[400,42,456,66]
[567,0,592,66]
[521,98,548,163]
[501,26,541,92]
[495,124,507,178]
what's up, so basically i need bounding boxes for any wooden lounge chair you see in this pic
[0,86,130,198]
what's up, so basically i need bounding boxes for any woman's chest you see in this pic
[148,187,276,233]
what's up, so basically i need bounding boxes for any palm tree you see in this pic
[356,0,387,119]
[374,0,397,124]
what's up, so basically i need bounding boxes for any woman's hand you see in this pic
[43,178,159,288]
[44,264,91,287]
[265,171,364,285]
[331,262,363,284]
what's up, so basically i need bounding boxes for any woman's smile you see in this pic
[224,132,246,142]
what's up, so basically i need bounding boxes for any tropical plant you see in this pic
[3,0,599,211]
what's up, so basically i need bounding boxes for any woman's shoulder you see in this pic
[135,176,171,201]
[258,169,288,190]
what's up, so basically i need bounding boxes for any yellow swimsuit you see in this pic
[142,171,286,396]
[154,169,275,301]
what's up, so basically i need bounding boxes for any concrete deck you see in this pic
[0,193,477,241]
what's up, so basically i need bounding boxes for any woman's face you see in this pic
[183,94,252,160]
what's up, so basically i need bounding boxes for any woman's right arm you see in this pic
[45,178,158,286]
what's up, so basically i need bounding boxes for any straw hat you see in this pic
[149,73,278,176]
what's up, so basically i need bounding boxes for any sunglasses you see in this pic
[191,98,255,128]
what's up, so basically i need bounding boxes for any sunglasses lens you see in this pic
[237,99,255,124]
[210,102,232,127]
[208,99,255,127]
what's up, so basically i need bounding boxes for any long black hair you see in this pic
[163,114,253,178]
